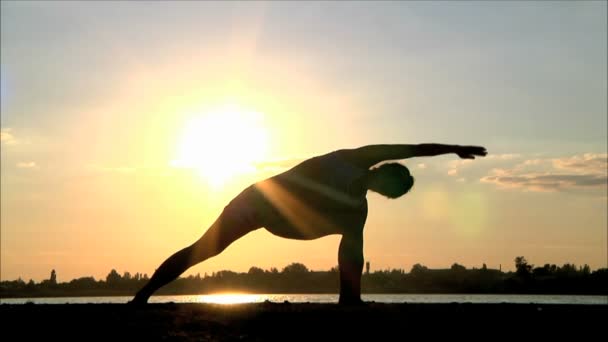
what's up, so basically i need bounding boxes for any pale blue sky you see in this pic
[2,1,606,147]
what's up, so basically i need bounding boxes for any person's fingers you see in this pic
[471,146,487,156]
[460,146,487,158]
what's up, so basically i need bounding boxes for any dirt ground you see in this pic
[1,302,606,341]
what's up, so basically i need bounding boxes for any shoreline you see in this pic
[2,293,606,307]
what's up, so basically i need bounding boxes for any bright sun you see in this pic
[171,104,269,187]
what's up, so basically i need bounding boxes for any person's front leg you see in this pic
[338,231,364,305]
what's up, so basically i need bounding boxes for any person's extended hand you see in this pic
[455,145,487,159]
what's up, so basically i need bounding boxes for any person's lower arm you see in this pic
[415,144,458,157]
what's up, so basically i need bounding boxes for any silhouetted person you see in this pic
[130,144,487,304]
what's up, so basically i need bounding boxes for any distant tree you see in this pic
[282,263,309,274]
[216,270,238,278]
[515,256,532,277]
[410,263,429,274]
[390,268,405,275]
[106,269,122,285]
[50,269,57,285]
[533,264,553,277]
[69,277,97,289]
[451,263,467,272]
[365,261,370,275]
[123,272,132,281]
[559,263,578,276]
[248,267,265,276]
[482,263,487,271]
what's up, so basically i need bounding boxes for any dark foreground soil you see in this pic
[1,302,606,341]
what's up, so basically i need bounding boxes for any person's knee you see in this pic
[179,245,203,267]
[192,217,256,261]
[189,235,221,262]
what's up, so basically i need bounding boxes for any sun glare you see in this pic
[171,104,269,187]
[197,293,263,305]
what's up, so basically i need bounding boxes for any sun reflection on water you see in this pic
[194,293,265,305]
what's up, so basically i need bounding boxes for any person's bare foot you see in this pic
[338,298,367,306]
[127,294,149,306]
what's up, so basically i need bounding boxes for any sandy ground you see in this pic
[1,302,606,341]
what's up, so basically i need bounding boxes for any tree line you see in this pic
[1,256,606,298]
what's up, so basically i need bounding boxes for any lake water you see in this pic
[1,294,606,305]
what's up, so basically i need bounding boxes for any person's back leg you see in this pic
[131,209,259,304]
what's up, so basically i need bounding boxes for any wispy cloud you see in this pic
[1,128,17,145]
[16,161,38,169]
[481,173,606,192]
[447,153,525,177]
[481,153,607,192]
[484,153,522,160]
[447,159,473,176]
[552,153,607,175]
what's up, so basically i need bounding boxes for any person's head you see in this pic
[366,163,414,199]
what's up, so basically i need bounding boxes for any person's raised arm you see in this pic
[342,144,487,168]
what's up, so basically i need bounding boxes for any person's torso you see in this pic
[277,150,367,208]
[250,151,369,238]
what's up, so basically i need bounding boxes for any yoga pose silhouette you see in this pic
[131,143,487,304]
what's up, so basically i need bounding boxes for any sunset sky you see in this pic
[1,1,606,283]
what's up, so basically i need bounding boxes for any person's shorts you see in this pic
[222,185,282,231]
